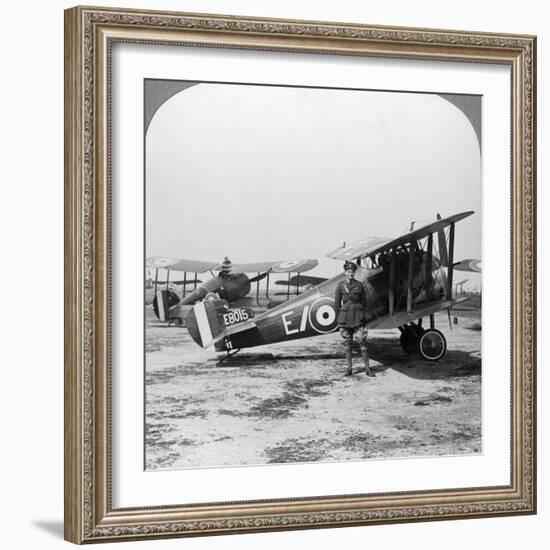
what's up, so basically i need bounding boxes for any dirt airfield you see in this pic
[145,309,481,470]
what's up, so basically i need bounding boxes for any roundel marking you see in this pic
[275,260,301,270]
[148,257,177,267]
[308,297,338,334]
[469,260,482,272]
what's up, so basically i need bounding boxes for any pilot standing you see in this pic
[334,261,375,377]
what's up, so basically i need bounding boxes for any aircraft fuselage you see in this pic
[187,255,448,351]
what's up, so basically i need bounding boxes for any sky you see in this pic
[146,82,481,289]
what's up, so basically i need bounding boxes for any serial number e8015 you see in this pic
[223,308,249,326]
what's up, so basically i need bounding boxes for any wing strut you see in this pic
[437,213,449,267]
[154,268,159,296]
[446,223,455,299]
[425,233,433,299]
[388,248,396,316]
[183,272,187,298]
[407,244,414,313]
[287,272,291,299]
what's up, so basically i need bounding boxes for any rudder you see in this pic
[186,298,229,348]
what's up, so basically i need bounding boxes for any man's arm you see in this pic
[361,284,368,324]
[334,284,342,318]
[361,284,367,309]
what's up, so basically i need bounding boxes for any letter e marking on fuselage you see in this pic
[282,311,299,335]
[282,306,310,335]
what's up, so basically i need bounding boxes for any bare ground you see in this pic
[145,310,481,470]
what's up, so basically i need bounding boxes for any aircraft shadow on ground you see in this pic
[216,338,481,381]
[364,339,481,380]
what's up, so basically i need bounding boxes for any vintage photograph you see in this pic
[144,79,482,470]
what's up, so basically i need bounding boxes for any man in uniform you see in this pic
[334,261,375,377]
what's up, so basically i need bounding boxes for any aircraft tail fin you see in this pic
[152,289,180,321]
[186,299,258,350]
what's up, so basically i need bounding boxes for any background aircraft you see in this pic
[145,271,202,306]
[185,211,480,361]
[146,257,318,325]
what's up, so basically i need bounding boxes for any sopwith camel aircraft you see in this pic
[184,211,480,361]
[146,257,319,325]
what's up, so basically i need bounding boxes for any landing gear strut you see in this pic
[399,321,447,361]
[399,323,425,354]
[217,348,241,364]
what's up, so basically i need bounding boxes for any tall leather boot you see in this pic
[345,348,353,376]
[361,347,375,377]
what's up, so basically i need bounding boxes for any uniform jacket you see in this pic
[334,278,367,328]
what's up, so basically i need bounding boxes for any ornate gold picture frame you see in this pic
[64,5,536,544]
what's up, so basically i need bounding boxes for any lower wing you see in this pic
[367,297,471,330]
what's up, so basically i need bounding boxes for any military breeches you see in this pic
[339,326,368,350]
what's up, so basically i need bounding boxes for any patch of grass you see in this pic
[181,409,209,418]
[414,394,453,406]
[249,393,308,419]
[265,437,331,463]
[219,379,330,420]
[341,431,381,453]
[392,418,420,431]
[233,378,337,420]
[145,422,172,444]
[284,378,334,397]
[148,452,180,469]
[218,408,245,417]
[147,395,209,420]
[146,366,216,385]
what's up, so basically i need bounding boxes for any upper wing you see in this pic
[146,257,319,275]
[215,259,318,274]
[327,211,475,261]
[326,237,392,261]
[146,257,218,273]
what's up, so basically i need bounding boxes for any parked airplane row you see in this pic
[146,211,481,362]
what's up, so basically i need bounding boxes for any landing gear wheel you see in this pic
[418,329,447,361]
[400,325,425,354]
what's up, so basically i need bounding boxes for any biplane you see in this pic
[145,273,202,306]
[185,211,480,361]
[146,257,318,325]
